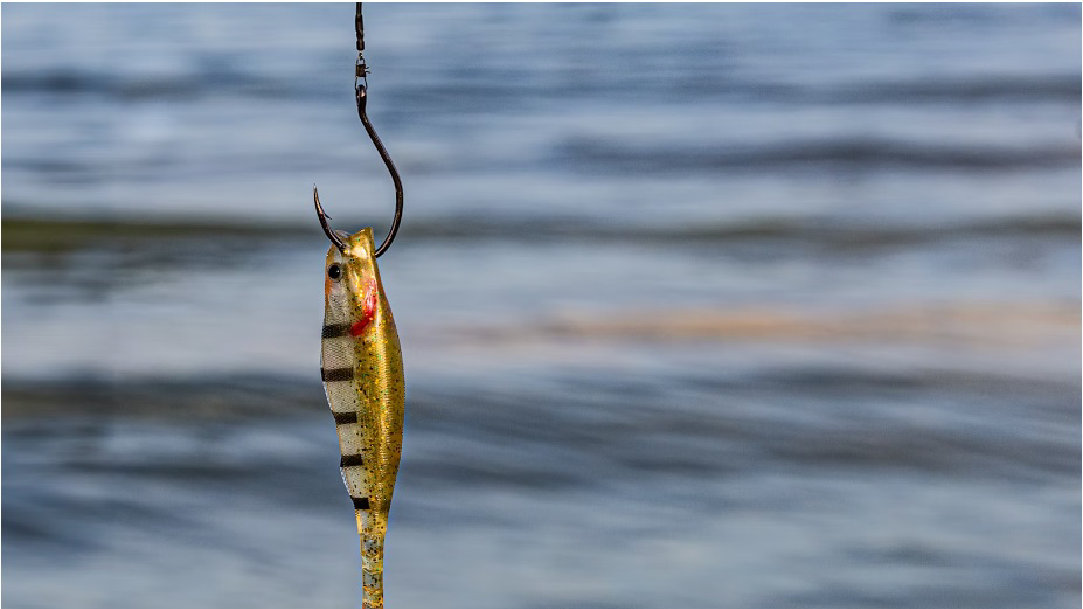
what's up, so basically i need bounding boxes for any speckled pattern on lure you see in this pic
[320,227,405,609]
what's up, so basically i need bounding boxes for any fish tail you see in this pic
[356,509,387,609]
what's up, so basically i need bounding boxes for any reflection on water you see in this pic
[2,3,1080,609]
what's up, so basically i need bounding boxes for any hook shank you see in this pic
[356,84,404,258]
[313,2,404,259]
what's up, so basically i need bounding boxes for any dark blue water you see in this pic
[2,4,1080,609]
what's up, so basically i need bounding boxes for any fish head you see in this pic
[324,227,382,335]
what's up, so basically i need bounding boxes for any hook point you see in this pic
[313,184,347,253]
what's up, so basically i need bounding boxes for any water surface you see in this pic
[3,4,1080,609]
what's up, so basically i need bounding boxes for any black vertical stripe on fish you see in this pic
[322,324,351,339]
[321,367,355,382]
[333,411,359,425]
[340,454,365,467]
[352,496,370,510]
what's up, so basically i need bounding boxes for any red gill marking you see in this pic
[350,278,379,336]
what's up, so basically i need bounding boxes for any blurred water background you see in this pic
[2,3,1080,609]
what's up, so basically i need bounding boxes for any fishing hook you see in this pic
[314,1,404,258]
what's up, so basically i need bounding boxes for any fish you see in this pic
[320,227,406,609]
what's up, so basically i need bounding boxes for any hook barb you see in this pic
[314,185,348,253]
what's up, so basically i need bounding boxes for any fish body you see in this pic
[320,227,405,609]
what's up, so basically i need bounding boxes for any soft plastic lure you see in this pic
[319,225,405,609]
[313,4,406,606]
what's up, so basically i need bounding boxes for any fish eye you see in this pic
[327,263,342,280]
